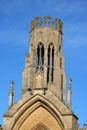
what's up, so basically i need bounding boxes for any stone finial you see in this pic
[68,78,72,109]
[68,78,72,87]
[0,124,2,130]
[76,123,80,130]
[8,80,14,108]
[84,124,87,130]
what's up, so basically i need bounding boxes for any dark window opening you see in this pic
[47,43,54,82]
[36,43,44,72]
[60,57,62,68]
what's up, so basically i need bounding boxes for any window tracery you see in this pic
[36,42,44,72]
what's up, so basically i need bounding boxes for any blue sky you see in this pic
[0,0,87,128]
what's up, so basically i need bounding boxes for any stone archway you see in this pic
[10,95,64,130]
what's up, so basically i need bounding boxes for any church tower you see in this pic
[3,16,78,130]
[22,16,66,103]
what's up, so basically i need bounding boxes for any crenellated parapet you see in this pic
[73,124,87,130]
[30,16,63,34]
[79,124,87,130]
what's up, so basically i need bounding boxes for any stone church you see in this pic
[0,16,87,130]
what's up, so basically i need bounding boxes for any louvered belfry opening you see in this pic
[36,42,44,72]
[47,43,54,83]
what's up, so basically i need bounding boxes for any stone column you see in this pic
[49,45,52,82]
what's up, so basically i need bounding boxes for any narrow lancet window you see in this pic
[36,43,44,72]
[47,43,54,82]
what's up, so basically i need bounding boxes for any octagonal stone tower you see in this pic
[22,16,66,103]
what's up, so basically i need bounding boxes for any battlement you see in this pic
[79,124,87,130]
[30,16,63,34]
[74,124,87,130]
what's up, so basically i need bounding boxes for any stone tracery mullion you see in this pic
[51,46,54,82]
[39,44,42,67]
[49,45,52,82]
[47,44,54,82]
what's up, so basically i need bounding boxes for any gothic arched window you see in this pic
[47,43,54,82]
[36,42,44,72]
